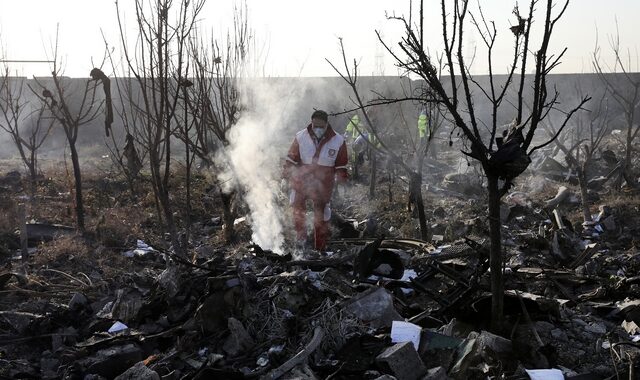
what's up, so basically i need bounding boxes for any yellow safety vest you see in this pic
[418,113,428,139]
[345,114,360,139]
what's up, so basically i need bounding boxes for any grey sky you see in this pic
[1,0,638,77]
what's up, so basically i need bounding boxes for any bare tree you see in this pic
[369,0,589,328]
[182,3,251,243]
[544,88,610,224]
[593,26,640,189]
[327,40,443,241]
[0,68,54,191]
[29,47,103,233]
[114,0,205,253]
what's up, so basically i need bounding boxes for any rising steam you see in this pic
[217,77,352,254]
[218,80,292,254]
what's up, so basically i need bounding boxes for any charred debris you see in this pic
[1,140,639,380]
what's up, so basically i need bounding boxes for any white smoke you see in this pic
[218,80,296,254]
[218,77,353,254]
[225,119,284,252]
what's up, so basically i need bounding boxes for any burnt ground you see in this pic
[0,152,640,380]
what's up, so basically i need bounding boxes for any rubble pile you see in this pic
[1,157,640,380]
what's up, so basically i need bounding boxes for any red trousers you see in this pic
[291,190,330,251]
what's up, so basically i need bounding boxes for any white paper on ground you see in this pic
[108,321,128,333]
[400,269,417,282]
[400,269,417,295]
[525,368,564,380]
[390,321,422,350]
[123,239,156,257]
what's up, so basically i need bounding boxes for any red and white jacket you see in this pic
[284,124,349,201]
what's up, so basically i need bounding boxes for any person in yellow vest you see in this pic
[345,114,364,172]
[345,114,361,141]
[418,109,428,144]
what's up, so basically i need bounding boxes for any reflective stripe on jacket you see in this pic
[284,124,348,201]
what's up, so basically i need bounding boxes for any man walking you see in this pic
[283,110,349,251]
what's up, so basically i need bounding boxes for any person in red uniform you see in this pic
[283,110,349,251]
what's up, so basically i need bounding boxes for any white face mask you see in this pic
[313,127,326,138]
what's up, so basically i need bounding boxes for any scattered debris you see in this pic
[376,341,427,380]
[2,144,639,378]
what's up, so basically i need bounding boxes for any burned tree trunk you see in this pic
[122,134,143,197]
[577,165,591,223]
[69,142,85,233]
[185,144,193,248]
[149,153,180,253]
[623,123,637,187]
[487,174,504,329]
[410,172,428,241]
[27,149,37,194]
[369,151,377,199]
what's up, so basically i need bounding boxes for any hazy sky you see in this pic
[1,0,639,78]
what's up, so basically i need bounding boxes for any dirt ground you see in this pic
[1,152,640,379]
